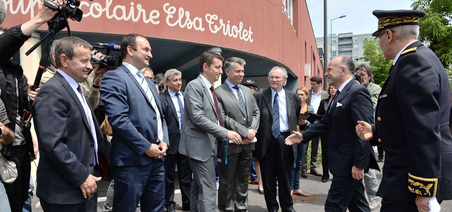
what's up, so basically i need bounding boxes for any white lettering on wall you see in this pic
[6,0,253,43]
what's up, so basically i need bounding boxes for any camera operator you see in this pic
[0,1,58,211]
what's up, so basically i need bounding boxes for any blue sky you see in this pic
[306,0,415,37]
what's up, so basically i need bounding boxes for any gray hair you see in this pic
[224,57,246,70]
[392,25,419,40]
[164,69,182,81]
[0,0,6,25]
[339,56,355,75]
[355,64,374,82]
[268,66,288,86]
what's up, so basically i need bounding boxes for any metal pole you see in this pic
[323,0,328,90]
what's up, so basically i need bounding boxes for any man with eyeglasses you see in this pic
[356,9,452,212]
[286,56,376,212]
[253,66,301,212]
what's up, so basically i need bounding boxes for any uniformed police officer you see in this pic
[356,9,452,212]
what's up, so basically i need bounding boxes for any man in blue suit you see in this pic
[100,33,169,212]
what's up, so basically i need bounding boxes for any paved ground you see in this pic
[31,161,452,211]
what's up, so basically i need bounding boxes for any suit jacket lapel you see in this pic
[164,91,178,125]
[262,88,273,116]
[54,72,92,135]
[197,76,218,119]
[123,65,154,107]
[285,88,294,120]
[222,83,246,117]
[329,79,354,116]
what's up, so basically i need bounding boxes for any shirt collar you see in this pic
[122,62,140,76]
[58,69,79,91]
[199,74,213,89]
[167,89,180,97]
[271,87,285,98]
[225,79,239,90]
[393,40,417,65]
[337,77,353,92]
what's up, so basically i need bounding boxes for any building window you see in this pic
[332,39,337,44]
[354,37,358,43]
[354,50,359,57]
[282,0,293,25]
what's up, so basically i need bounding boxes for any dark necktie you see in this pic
[210,86,223,126]
[272,93,280,139]
[175,93,184,130]
[233,85,247,119]
[328,90,341,113]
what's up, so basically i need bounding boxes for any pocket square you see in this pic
[336,102,343,107]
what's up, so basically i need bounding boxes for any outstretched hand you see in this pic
[355,121,373,141]
[285,131,303,146]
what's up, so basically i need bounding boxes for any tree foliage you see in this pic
[412,0,452,69]
[360,39,392,87]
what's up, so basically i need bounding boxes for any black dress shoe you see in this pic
[321,178,328,183]
[166,206,175,212]
[258,188,264,194]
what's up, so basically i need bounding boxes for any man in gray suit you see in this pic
[179,51,241,212]
[302,76,329,178]
[215,57,260,212]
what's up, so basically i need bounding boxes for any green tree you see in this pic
[412,0,452,69]
[360,39,392,87]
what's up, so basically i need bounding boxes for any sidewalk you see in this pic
[31,161,452,211]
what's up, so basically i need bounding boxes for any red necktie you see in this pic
[210,86,223,126]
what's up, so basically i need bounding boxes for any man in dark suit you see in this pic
[178,51,241,212]
[100,33,169,212]
[356,10,452,211]
[253,66,301,212]
[32,37,109,211]
[286,56,375,212]
[159,69,191,211]
[215,57,260,212]
[303,76,328,178]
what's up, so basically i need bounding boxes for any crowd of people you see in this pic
[0,1,451,212]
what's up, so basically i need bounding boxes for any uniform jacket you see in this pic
[253,87,301,161]
[302,80,376,176]
[215,83,260,155]
[100,65,169,167]
[32,72,108,204]
[372,41,452,202]
[178,75,229,162]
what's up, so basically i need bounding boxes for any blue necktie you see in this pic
[175,93,184,130]
[272,93,280,139]
[233,85,247,120]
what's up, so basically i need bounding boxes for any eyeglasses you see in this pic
[269,76,283,80]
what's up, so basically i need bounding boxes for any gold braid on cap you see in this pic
[378,15,419,30]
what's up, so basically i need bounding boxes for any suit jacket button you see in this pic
[377,117,382,121]
[154,133,157,137]
[378,138,382,143]
[243,118,246,121]
[153,117,156,120]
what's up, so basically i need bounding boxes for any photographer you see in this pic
[0,1,58,211]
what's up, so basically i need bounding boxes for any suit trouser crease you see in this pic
[188,155,216,212]
[260,134,294,212]
[218,148,253,211]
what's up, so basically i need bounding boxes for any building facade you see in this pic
[3,0,323,90]
[316,32,373,64]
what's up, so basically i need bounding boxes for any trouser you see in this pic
[301,137,320,172]
[4,145,30,212]
[188,155,216,212]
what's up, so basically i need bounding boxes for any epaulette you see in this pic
[402,47,417,55]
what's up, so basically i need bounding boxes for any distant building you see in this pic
[316,33,373,64]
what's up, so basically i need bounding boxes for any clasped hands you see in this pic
[227,129,257,145]
[145,142,168,159]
